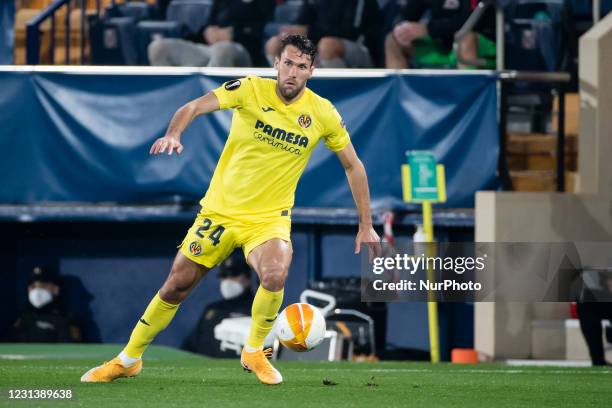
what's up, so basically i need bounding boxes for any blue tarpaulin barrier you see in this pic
[0,69,498,208]
[0,0,15,64]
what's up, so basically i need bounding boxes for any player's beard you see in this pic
[277,78,304,101]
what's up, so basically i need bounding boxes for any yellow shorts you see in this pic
[178,207,291,268]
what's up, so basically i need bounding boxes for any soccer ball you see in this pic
[275,303,326,352]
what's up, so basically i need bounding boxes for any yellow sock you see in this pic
[246,285,284,349]
[123,292,179,358]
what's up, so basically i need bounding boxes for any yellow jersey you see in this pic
[200,76,350,219]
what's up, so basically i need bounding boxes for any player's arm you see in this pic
[336,142,381,256]
[150,92,221,155]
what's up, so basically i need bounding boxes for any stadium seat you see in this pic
[569,0,612,18]
[569,0,612,34]
[166,0,213,37]
[134,0,213,65]
[136,20,184,65]
[89,16,139,65]
[273,0,304,23]
[504,0,567,72]
[502,0,572,133]
[89,1,161,65]
[105,1,156,20]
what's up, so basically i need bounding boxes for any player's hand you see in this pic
[150,136,183,156]
[355,224,382,261]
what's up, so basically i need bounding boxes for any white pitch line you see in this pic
[187,367,612,375]
[308,368,612,375]
[506,359,591,368]
[0,355,45,360]
[2,361,610,375]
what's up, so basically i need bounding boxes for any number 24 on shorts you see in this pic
[196,218,225,246]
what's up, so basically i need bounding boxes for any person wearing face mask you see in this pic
[182,250,254,357]
[10,266,82,343]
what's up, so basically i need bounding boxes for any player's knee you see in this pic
[318,37,343,60]
[261,273,286,292]
[258,262,287,292]
[160,267,197,302]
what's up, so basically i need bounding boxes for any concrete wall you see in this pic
[474,13,612,359]
[578,13,612,199]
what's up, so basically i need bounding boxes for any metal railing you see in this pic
[498,71,571,192]
[454,0,506,69]
[594,0,602,23]
[455,1,572,192]
[26,0,107,65]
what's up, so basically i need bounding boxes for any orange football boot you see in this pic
[80,357,142,383]
[240,348,282,385]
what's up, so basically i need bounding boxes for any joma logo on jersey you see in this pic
[255,120,309,147]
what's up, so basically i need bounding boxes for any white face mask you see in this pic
[29,288,53,309]
[220,280,245,300]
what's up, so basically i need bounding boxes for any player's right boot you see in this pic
[80,357,142,383]
[240,348,283,385]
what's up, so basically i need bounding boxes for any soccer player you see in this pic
[81,35,381,385]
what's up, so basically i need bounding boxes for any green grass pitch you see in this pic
[0,344,611,407]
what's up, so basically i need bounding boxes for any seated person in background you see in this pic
[155,0,172,18]
[576,274,612,366]
[385,0,496,69]
[577,302,612,366]
[263,0,312,66]
[10,266,82,343]
[265,0,383,68]
[183,250,254,358]
[148,0,274,67]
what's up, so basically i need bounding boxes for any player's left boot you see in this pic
[240,348,282,385]
[80,357,142,382]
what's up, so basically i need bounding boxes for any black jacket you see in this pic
[396,0,495,47]
[10,302,81,343]
[183,290,254,358]
[299,0,384,66]
[207,0,275,65]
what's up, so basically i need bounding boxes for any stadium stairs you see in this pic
[507,93,579,192]
[14,0,157,64]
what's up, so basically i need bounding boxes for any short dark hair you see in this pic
[278,34,317,64]
[28,266,60,285]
